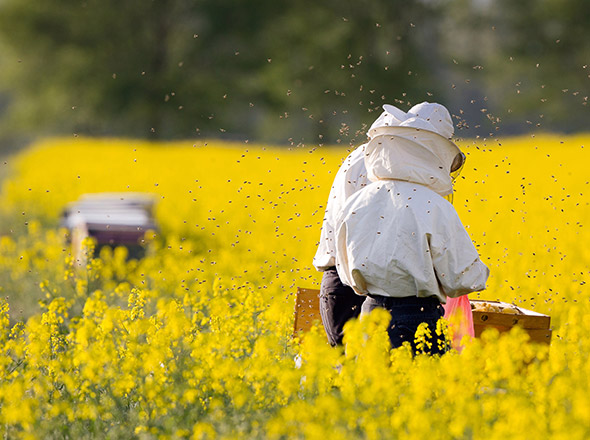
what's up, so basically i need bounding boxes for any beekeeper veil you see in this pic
[365,102,465,197]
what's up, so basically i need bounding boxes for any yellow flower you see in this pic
[0,135,588,438]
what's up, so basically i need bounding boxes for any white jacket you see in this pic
[313,103,413,271]
[313,144,370,270]
[334,132,489,303]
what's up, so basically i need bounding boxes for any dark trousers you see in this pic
[319,268,365,346]
[361,294,448,355]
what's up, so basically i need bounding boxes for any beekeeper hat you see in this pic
[407,101,454,139]
[370,102,465,172]
[367,104,408,139]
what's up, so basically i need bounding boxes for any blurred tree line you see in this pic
[0,0,588,148]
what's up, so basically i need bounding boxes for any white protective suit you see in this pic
[313,104,409,271]
[334,115,489,303]
[312,145,369,270]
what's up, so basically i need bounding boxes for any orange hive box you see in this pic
[293,288,321,337]
[470,299,552,344]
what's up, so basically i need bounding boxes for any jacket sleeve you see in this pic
[429,209,490,298]
[313,211,337,271]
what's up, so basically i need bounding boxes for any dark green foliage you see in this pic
[0,0,588,146]
[0,0,445,144]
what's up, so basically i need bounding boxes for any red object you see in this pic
[443,295,475,351]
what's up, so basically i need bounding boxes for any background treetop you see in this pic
[0,0,588,148]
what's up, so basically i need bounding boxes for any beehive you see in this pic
[470,300,552,344]
[293,288,321,337]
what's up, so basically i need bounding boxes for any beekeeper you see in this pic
[313,104,409,346]
[334,102,489,354]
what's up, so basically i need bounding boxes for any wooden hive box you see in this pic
[293,288,552,345]
[470,300,552,344]
[293,288,321,337]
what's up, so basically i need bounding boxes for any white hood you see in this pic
[364,128,462,197]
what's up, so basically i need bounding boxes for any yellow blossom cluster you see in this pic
[0,135,589,438]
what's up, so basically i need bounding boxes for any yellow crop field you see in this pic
[0,135,589,438]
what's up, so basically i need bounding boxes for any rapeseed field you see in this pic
[0,135,589,439]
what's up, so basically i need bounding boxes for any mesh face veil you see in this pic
[445,152,466,204]
[450,152,466,181]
